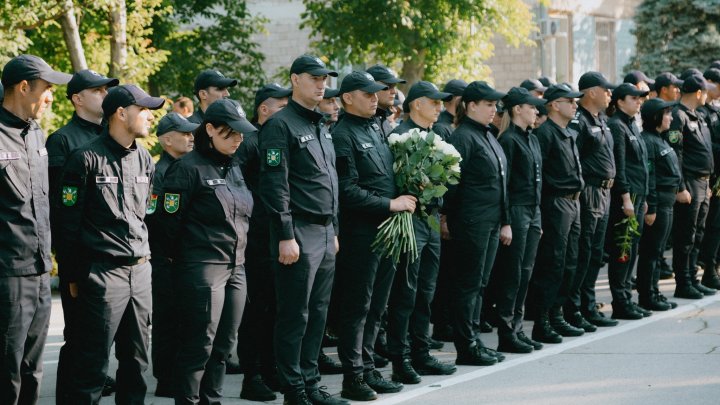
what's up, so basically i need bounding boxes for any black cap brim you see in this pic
[40,70,72,85]
[361,82,389,93]
[227,118,257,134]
[429,91,454,102]
[176,121,200,133]
[90,77,120,90]
[323,88,340,98]
[526,97,548,106]
[135,96,166,110]
[307,68,339,77]
[379,77,407,84]
[214,78,238,88]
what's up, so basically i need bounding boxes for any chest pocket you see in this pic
[0,152,28,203]
[133,174,151,220]
[660,148,680,177]
[295,135,325,175]
[627,134,643,161]
[558,136,579,174]
[92,175,122,222]
[355,142,385,175]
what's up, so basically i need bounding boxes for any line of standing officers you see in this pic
[2,51,720,405]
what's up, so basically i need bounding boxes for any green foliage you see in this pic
[300,0,535,84]
[627,0,720,76]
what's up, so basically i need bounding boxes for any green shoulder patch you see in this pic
[266,148,281,167]
[61,186,78,206]
[146,194,158,214]
[164,193,180,213]
[667,130,681,144]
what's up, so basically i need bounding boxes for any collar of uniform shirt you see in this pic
[578,104,604,125]
[102,129,138,155]
[616,109,637,125]
[72,112,104,132]
[287,98,324,124]
[0,105,34,129]
[462,115,492,134]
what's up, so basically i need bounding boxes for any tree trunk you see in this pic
[399,49,426,94]
[108,0,128,79]
[59,0,87,72]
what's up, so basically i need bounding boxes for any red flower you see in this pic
[617,254,629,263]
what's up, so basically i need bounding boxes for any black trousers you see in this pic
[494,205,542,337]
[69,260,152,405]
[531,195,581,312]
[607,194,646,306]
[673,177,710,285]
[699,194,720,274]
[272,220,335,394]
[174,263,246,404]
[566,185,611,315]
[449,215,500,351]
[386,214,441,359]
[336,221,396,377]
[56,271,79,405]
[150,257,176,384]
[637,190,676,301]
[430,238,456,330]
[237,226,276,378]
[0,272,51,405]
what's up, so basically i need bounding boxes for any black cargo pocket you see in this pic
[0,160,28,201]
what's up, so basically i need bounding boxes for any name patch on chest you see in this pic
[39,148,48,157]
[361,143,374,149]
[0,151,21,161]
[206,179,227,186]
[628,135,637,141]
[96,176,118,184]
[660,148,673,157]
[689,122,699,131]
[136,176,149,184]
[300,134,315,143]
[591,126,602,133]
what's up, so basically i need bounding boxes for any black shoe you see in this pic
[532,313,563,344]
[479,345,505,362]
[659,268,674,280]
[284,390,314,405]
[373,353,389,368]
[701,273,720,290]
[411,354,457,375]
[431,324,454,342]
[480,320,493,333]
[566,311,597,333]
[631,302,652,317]
[391,358,421,384]
[549,310,584,337]
[455,344,498,366]
[517,332,543,350]
[497,335,533,354]
[583,310,619,327]
[612,304,643,320]
[657,294,678,309]
[364,369,403,393]
[674,284,704,299]
[154,379,173,398]
[322,332,339,348]
[241,374,277,402]
[341,375,377,401]
[693,281,717,296]
[318,352,343,375]
[102,375,116,397]
[307,387,349,405]
[638,298,671,312]
[428,337,444,350]
[226,358,242,375]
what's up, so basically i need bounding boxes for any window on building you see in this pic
[596,20,616,82]
[539,14,571,84]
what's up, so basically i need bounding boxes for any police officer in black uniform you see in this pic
[366,64,406,139]
[155,99,254,404]
[638,98,684,311]
[530,84,585,344]
[45,68,120,403]
[565,72,618,330]
[188,69,238,124]
[0,54,69,405]
[55,84,164,403]
[258,55,346,405]
[385,81,455,384]
[444,81,508,365]
[520,79,548,98]
[606,83,651,319]
[667,74,716,298]
[433,79,468,141]
[236,83,292,401]
[145,112,198,398]
[331,71,413,401]
[493,87,546,353]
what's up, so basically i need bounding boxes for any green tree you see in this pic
[300,0,535,86]
[627,0,720,76]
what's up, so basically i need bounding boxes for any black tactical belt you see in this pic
[294,213,333,226]
[585,176,614,189]
[94,255,149,267]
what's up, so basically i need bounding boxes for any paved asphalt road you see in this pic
[36,268,720,404]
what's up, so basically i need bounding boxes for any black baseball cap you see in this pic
[339,71,388,95]
[704,68,720,83]
[520,79,547,93]
[680,68,703,81]
[624,70,654,86]
[157,112,199,136]
[290,55,338,77]
[578,71,617,91]
[1,54,71,87]
[102,84,165,118]
[503,87,547,108]
[323,88,340,98]
[640,98,676,119]
[66,69,119,99]
[366,64,406,84]
[538,76,555,87]
[194,70,238,94]
[204,99,257,134]
[681,74,707,93]
[403,81,452,112]
[443,79,468,96]
[654,72,683,89]
[254,83,292,111]
[611,83,649,101]
[543,83,584,102]
[462,81,506,103]
[710,60,720,70]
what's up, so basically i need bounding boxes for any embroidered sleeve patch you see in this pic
[266,149,281,167]
[164,193,180,213]
[146,194,158,214]
[668,130,681,144]
[62,186,78,206]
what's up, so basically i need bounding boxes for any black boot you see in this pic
[532,311,562,344]
[565,311,597,333]
[549,307,584,337]
[391,358,421,384]
[341,374,378,401]
[241,374,277,402]
[318,351,343,375]
[517,332,543,350]
[497,335,533,354]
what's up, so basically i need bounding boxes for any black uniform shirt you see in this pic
[697,103,720,176]
[156,149,253,265]
[373,108,394,139]
[46,113,104,195]
[568,105,616,181]
[333,112,396,223]
[536,118,584,195]
[608,110,649,196]
[0,106,51,276]
[235,127,270,235]
[187,108,205,124]
[498,123,542,207]
[644,130,682,213]
[433,110,454,141]
[258,98,339,240]
[55,131,154,281]
[153,151,176,195]
[146,151,176,259]
[446,117,509,225]
[666,103,714,178]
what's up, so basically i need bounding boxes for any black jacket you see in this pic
[608,110,648,196]
[535,118,584,195]
[644,130,682,213]
[697,103,720,176]
[498,123,542,207]
[568,105,616,181]
[666,103,714,179]
[433,110,455,141]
